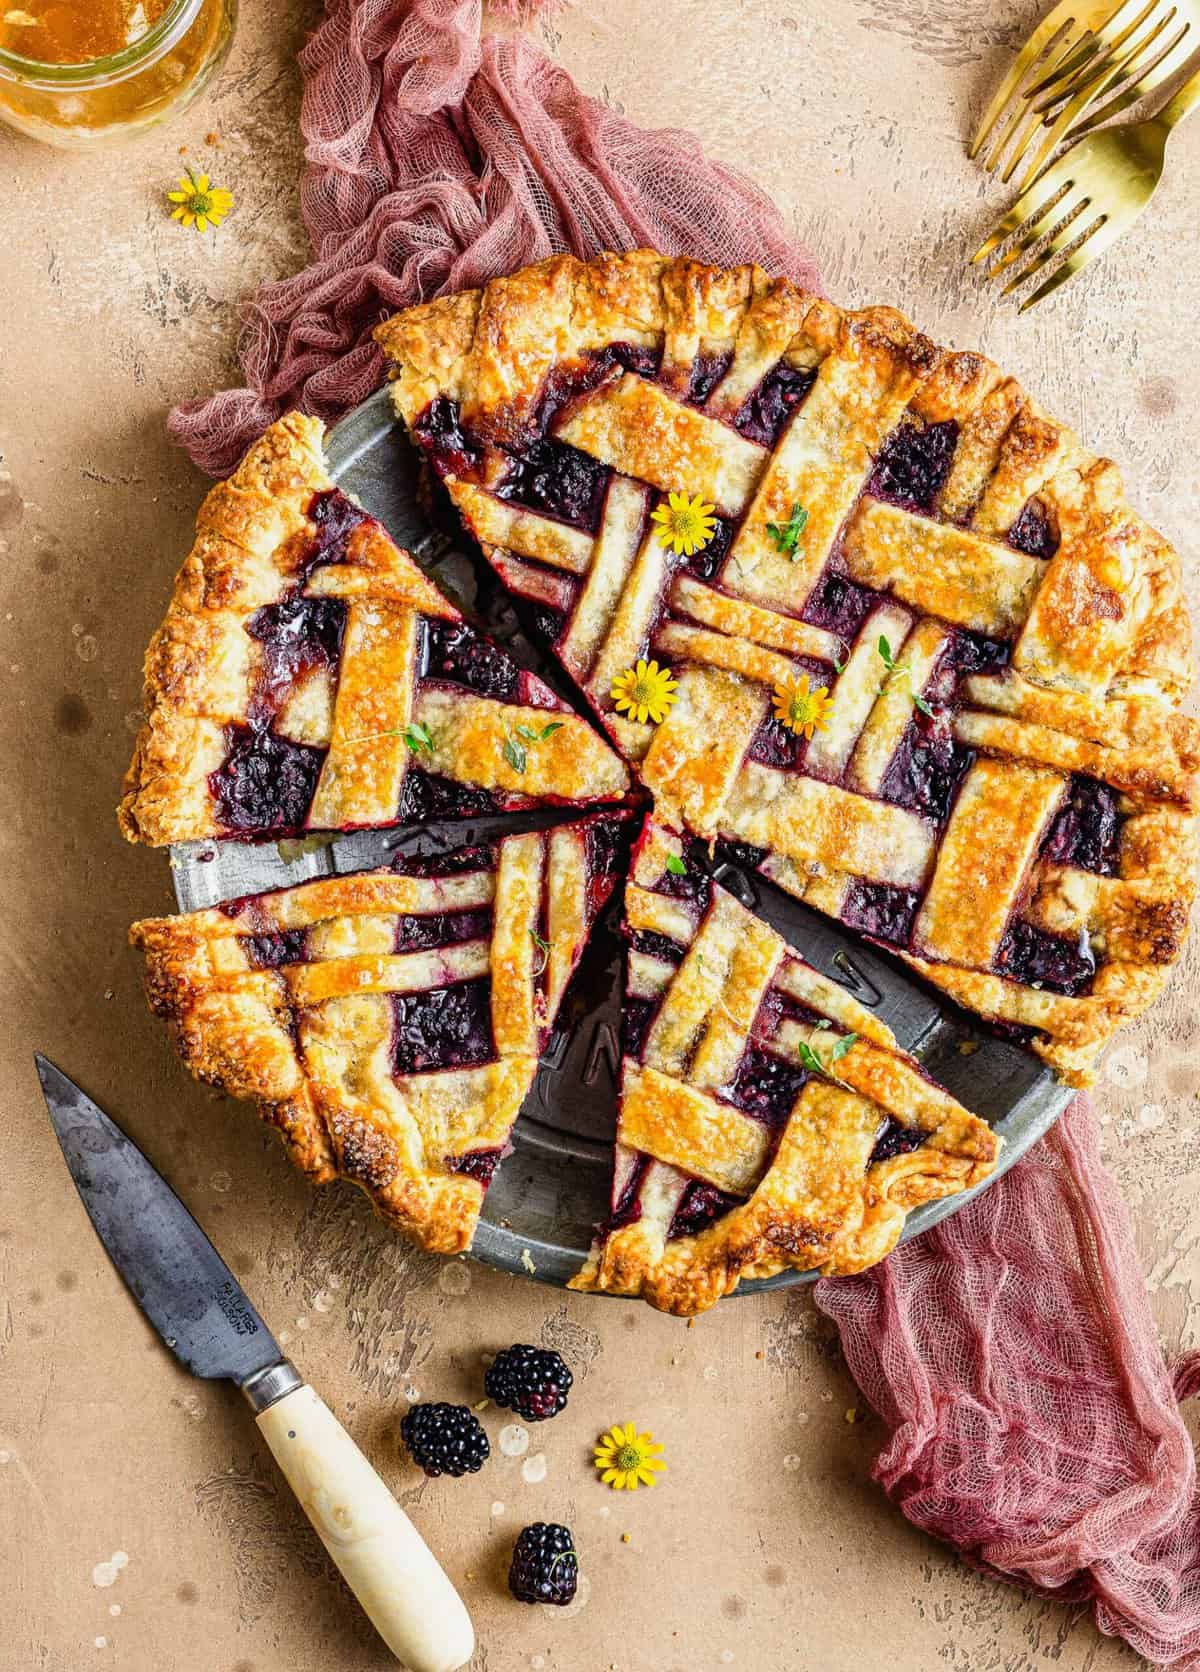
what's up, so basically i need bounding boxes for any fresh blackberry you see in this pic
[508,1522,578,1606]
[400,1402,489,1478]
[484,1344,573,1422]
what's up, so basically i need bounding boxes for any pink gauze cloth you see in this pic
[169,3,1200,1666]
[817,1098,1200,1669]
[167,0,821,475]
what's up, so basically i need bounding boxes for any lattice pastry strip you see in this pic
[130,814,628,1254]
[378,250,1199,1084]
[569,821,1000,1316]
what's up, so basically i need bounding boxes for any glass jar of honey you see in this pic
[0,0,236,147]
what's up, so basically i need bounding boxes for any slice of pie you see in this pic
[570,821,1000,1315]
[118,412,629,847]
[377,251,1199,1083]
[129,813,627,1253]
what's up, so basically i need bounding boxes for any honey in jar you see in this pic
[0,0,236,146]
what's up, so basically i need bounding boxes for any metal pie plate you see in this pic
[169,388,1073,1295]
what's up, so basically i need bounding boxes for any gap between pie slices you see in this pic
[376,249,1200,1088]
[118,412,630,847]
[569,820,1000,1314]
[129,813,629,1255]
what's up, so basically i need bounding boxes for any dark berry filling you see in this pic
[724,1044,810,1126]
[210,725,325,835]
[628,928,685,965]
[495,438,611,533]
[410,395,482,478]
[653,842,713,912]
[608,1152,650,1231]
[715,837,771,874]
[994,920,1095,996]
[734,363,817,448]
[245,928,308,969]
[801,571,877,643]
[446,1148,503,1187]
[391,844,497,880]
[869,1118,926,1166]
[399,771,508,823]
[528,603,569,645]
[304,487,370,573]
[667,1178,746,1240]
[679,513,734,581]
[247,595,347,714]
[421,617,520,700]
[622,997,657,1062]
[867,419,959,513]
[587,817,632,886]
[392,980,495,1075]
[393,908,492,954]
[880,710,974,826]
[945,627,1012,679]
[1008,496,1059,561]
[748,711,801,770]
[687,349,734,406]
[841,880,921,949]
[1040,774,1122,876]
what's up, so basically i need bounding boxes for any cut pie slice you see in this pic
[378,251,1199,1083]
[570,821,1000,1316]
[119,412,629,847]
[129,812,628,1253]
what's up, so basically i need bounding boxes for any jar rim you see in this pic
[0,0,201,88]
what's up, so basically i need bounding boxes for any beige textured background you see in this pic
[1,3,1197,1668]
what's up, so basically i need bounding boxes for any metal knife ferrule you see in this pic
[240,1360,303,1413]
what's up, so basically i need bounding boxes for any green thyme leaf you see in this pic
[828,1032,859,1065]
[665,853,687,877]
[529,928,550,975]
[765,501,810,558]
[796,1030,859,1087]
[403,721,435,756]
[875,637,935,719]
[502,736,527,774]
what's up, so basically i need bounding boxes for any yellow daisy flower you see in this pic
[651,491,717,557]
[593,1422,666,1491]
[610,659,678,726]
[773,673,833,740]
[167,170,234,232]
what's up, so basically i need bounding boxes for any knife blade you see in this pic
[35,1055,474,1672]
[36,1053,284,1389]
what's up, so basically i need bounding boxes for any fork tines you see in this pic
[970,0,1188,182]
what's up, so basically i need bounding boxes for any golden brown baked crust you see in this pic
[119,412,628,847]
[129,816,625,1254]
[377,251,1199,1085]
[569,823,1000,1315]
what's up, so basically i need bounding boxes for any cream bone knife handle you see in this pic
[243,1363,475,1672]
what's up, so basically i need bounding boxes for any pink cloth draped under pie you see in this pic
[167,0,821,475]
[169,3,1200,1664]
[817,1099,1200,1669]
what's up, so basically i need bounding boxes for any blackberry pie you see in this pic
[570,821,999,1314]
[130,815,626,1252]
[379,250,1198,1085]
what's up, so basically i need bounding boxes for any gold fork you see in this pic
[971,0,1194,182]
[972,63,1200,309]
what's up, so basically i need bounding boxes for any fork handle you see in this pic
[1161,66,1200,130]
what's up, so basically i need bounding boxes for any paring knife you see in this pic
[34,1055,474,1672]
